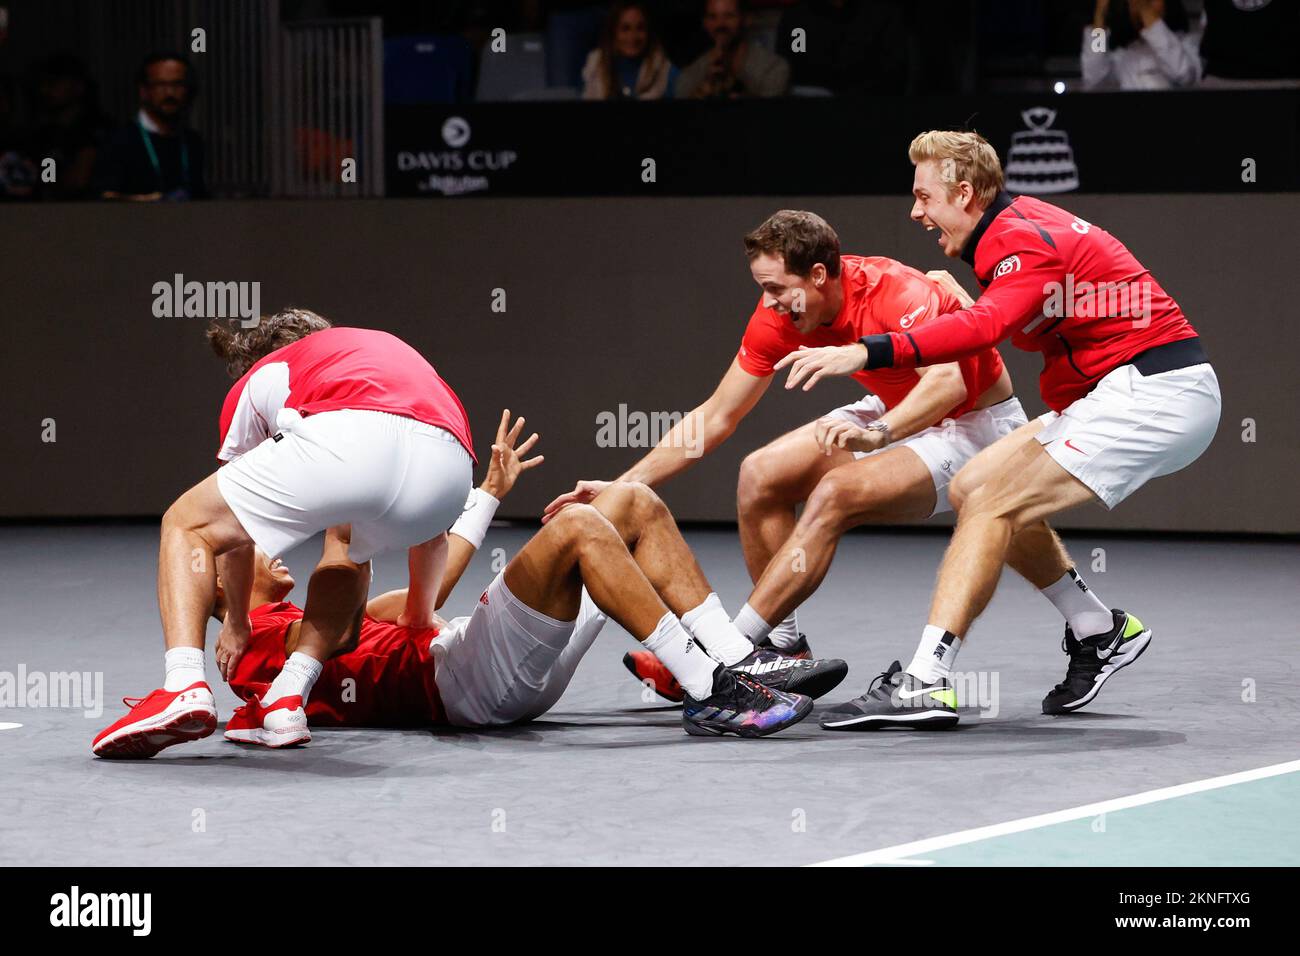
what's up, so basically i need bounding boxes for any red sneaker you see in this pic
[92,682,217,759]
[224,693,310,748]
[622,650,684,703]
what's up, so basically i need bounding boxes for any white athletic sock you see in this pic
[641,612,718,700]
[682,593,754,666]
[766,611,802,651]
[262,652,323,705]
[163,647,206,692]
[1041,568,1114,639]
[732,603,774,644]
[906,625,962,684]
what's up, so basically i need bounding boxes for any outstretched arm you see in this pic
[541,358,770,521]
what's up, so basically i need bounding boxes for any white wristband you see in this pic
[448,487,500,550]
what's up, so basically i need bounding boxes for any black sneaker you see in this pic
[1042,609,1152,715]
[682,665,813,738]
[754,632,814,660]
[818,661,959,731]
[730,647,847,700]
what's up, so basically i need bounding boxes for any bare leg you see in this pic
[502,504,671,640]
[158,473,256,651]
[736,420,853,584]
[587,482,713,616]
[929,442,1097,637]
[746,447,935,626]
[295,525,371,661]
[1004,521,1073,589]
[947,419,1073,591]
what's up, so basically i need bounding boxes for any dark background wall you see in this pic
[1,194,1294,533]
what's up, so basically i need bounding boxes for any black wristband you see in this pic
[859,334,895,370]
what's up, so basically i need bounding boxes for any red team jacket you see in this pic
[229,601,444,727]
[738,255,1006,420]
[216,326,476,464]
[864,194,1201,412]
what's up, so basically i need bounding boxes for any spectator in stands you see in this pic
[93,52,207,200]
[1082,0,1200,90]
[582,2,678,99]
[676,0,790,97]
[1200,0,1300,83]
[0,72,39,201]
[776,0,907,95]
[26,54,112,199]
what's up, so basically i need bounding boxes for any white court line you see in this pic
[810,758,1300,867]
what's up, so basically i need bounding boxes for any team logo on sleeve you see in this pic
[899,305,926,329]
[993,255,1021,279]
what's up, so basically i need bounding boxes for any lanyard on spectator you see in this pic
[138,121,189,189]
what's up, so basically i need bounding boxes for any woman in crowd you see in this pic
[582,1,678,100]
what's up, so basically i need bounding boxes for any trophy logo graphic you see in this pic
[1005,107,1079,194]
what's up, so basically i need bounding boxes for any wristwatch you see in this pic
[865,420,893,446]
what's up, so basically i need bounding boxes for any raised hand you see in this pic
[481,408,544,500]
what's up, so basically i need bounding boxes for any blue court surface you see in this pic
[813,760,1300,866]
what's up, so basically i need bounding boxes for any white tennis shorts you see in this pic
[1036,362,1221,509]
[216,408,473,563]
[824,395,1029,516]
[431,572,608,728]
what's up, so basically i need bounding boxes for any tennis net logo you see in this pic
[0,666,103,718]
[49,886,151,936]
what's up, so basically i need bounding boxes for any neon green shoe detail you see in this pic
[1121,613,1146,640]
[931,688,958,709]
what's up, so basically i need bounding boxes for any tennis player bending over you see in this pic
[93,313,475,757]
[98,412,843,747]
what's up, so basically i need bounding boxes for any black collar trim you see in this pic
[961,191,1015,268]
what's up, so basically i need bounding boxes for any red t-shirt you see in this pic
[229,601,444,727]
[737,255,1005,420]
[881,194,1199,412]
[216,326,475,464]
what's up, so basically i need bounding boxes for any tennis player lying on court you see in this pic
[92,311,476,758]
[175,412,843,742]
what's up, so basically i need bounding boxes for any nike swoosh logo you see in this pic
[1064,439,1087,454]
[1097,637,1123,660]
[897,685,942,700]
